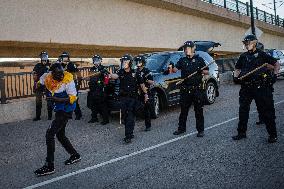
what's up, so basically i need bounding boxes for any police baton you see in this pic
[238,63,268,80]
[176,61,214,85]
[119,109,122,125]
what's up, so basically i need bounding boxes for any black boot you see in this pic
[124,137,132,144]
[33,117,41,121]
[268,136,277,143]
[232,133,247,140]
[173,130,186,135]
[197,131,205,137]
[75,114,82,120]
[144,127,151,132]
[256,120,264,125]
[88,118,99,123]
[101,120,109,125]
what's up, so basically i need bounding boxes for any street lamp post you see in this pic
[250,0,256,35]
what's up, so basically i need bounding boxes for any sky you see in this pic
[240,0,284,17]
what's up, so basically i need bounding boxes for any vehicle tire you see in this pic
[205,81,217,105]
[150,91,160,119]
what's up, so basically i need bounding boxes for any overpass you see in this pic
[0,0,284,58]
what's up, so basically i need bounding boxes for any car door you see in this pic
[162,53,182,105]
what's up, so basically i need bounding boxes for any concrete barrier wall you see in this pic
[0,75,233,125]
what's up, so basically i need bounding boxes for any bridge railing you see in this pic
[0,65,119,104]
[201,0,284,28]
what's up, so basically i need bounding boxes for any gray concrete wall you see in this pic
[0,0,284,57]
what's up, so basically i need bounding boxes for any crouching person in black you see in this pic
[34,64,80,176]
[85,54,110,125]
[109,54,143,143]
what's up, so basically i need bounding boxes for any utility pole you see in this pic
[273,0,277,18]
[250,0,255,35]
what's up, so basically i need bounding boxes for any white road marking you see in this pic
[23,100,284,189]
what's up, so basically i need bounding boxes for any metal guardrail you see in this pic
[201,0,284,28]
[0,65,119,104]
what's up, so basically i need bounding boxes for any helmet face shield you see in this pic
[121,59,131,69]
[136,60,143,68]
[62,57,69,63]
[40,54,48,63]
[92,57,102,66]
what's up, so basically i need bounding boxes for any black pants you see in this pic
[178,89,205,132]
[139,94,151,128]
[35,90,53,119]
[46,111,78,163]
[238,86,277,137]
[256,102,264,122]
[90,96,109,122]
[120,97,137,138]
[74,98,82,118]
[256,85,275,122]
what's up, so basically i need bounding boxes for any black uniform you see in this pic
[136,67,153,129]
[235,49,277,138]
[33,62,53,120]
[175,54,208,133]
[117,69,142,140]
[66,62,82,120]
[87,65,110,124]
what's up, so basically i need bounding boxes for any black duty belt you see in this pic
[242,79,271,88]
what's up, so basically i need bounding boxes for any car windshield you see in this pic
[144,54,169,72]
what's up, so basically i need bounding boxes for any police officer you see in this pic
[60,52,83,120]
[86,55,110,125]
[109,54,142,143]
[172,41,209,137]
[134,55,154,131]
[32,51,53,121]
[34,63,80,176]
[232,34,278,143]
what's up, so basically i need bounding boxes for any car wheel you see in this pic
[150,91,160,119]
[205,82,217,104]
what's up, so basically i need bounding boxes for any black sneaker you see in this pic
[173,130,186,135]
[197,131,205,137]
[34,165,55,176]
[88,118,98,123]
[33,117,41,121]
[232,133,247,140]
[64,154,81,165]
[268,136,277,143]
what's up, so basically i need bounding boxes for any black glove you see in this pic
[271,74,277,84]
[233,77,242,84]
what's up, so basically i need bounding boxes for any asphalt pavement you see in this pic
[0,80,284,189]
